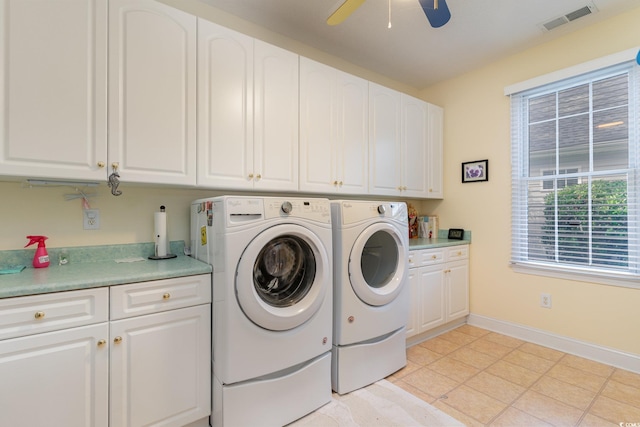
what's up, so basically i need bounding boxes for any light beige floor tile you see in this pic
[578,413,622,427]
[386,359,421,381]
[393,379,438,404]
[503,349,556,374]
[443,384,508,424]
[468,337,514,358]
[490,407,553,427]
[486,360,543,388]
[518,342,565,362]
[407,344,443,366]
[438,329,478,346]
[432,400,486,427]
[513,390,584,426]
[428,356,480,383]
[601,379,640,408]
[455,324,491,338]
[449,346,498,370]
[547,363,608,393]
[419,336,463,355]
[558,354,615,378]
[483,332,525,348]
[532,375,597,410]
[589,395,640,424]
[465,371,526,404]
[611,368,640,389]
[402,366,460,398]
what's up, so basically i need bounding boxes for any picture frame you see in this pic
[462,159,489,183]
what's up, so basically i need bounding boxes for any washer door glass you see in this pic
[236,224,329,331]
[348,223,407,306]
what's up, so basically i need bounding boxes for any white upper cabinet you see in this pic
[108,0,196,186]
[0,0,108,181]
[368,82,402,196]
[198,21,298,191]
[401,94,429,198]
[427,103,444,198]
[300,58,368,194]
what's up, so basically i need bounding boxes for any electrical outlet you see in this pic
[540,293,552,308]
[83,209,100,230]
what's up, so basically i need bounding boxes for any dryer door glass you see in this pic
[349,222,407,306]
[253,235,316,307]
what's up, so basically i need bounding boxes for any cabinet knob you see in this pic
[97,161,105,168]
[114,336,123,344]
[339,181,343,186]
[34,311,45,319]
[255,174,261,180]
[333,180,338,186]
[248,173,254,179]
[431,255,437,260]
[162,293,171,300]
[457,251,462,256]
[97,339,106,347]
[111,162,119,170]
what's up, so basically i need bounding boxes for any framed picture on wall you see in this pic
[462,159,488,183]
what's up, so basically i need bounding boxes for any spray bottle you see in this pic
[25,235,50,268]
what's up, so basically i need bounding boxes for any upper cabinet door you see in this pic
[197,20,254,190]
[0,0,107,181]
[108,0,196,186]
[427,103,444,198]
[401,94,429,198]
[253,40,299,191]
[369,82,401,196]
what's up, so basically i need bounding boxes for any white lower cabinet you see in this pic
[0,274,211,427]
[407,245,469,339]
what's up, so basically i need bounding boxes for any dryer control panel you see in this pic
[264,198,331,223]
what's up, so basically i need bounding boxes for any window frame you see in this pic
[508,54,640,289]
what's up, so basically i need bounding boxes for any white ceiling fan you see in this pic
[327,0,452,28]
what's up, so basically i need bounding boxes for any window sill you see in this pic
[510,261,640,290]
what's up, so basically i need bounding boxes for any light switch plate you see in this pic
[83,209,100,230]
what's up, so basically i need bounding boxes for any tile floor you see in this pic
[387,325,640,426]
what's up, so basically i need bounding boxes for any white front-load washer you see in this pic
[191,196,333,427]
[331,200,409,394]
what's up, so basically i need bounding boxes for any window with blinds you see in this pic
[510,60,640,287]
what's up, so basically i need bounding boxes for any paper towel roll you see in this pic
[154,210,168,257]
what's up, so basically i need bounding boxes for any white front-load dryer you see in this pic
[331,200,409,394]
[191,196,333,426]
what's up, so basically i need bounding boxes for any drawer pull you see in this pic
[34,311,45,319]
[431,255,437,260]
[457,251,463,256]
[162,293,171,300]
[114,336,123,344]
[97,339,106,347]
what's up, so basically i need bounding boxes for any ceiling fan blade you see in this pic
[327,0,367,26]
[418,0,451,28]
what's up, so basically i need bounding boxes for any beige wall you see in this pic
[419,6,640,355]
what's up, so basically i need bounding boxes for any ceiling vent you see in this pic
[539,3,598,32]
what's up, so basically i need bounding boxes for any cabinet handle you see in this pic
[255,174,261,180]
[97,161,105,168]
[162,293,171,300]
[248,173,254,179]
[457,251,463,256]
[111,162,119,170]
[431,255,437,260]
[333,180,338,186]
[34,311,45,319]
[114,336,123,344]
[97,339,106,347]
[444,269,451,273]
[339,181,343,186]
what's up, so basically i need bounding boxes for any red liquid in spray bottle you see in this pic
[25,235,50,268]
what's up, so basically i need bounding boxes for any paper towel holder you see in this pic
[149,205,177,260]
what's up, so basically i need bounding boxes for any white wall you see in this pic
[419,6,640,355]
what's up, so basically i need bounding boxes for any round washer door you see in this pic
[348,222,407,306]
[236,224,329,331]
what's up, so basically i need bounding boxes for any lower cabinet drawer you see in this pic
[110,274,211,320]
[0,288,109,340]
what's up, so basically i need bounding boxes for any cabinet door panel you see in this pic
[0,0,107,180]
[0,323,109,427]
[110,305,210,427]
[197,19,253,189]
[419,265,446,331]
[427,103,444,198]
[109,0,196,185]
[369,83,401,195]
[299,58,336,193]
[446,260,469,320]
[253,40,299,191]
[402,95,428,197]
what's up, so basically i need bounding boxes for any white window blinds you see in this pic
[510,60,640,287]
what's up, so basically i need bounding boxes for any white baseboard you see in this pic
[467,314,640,374]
